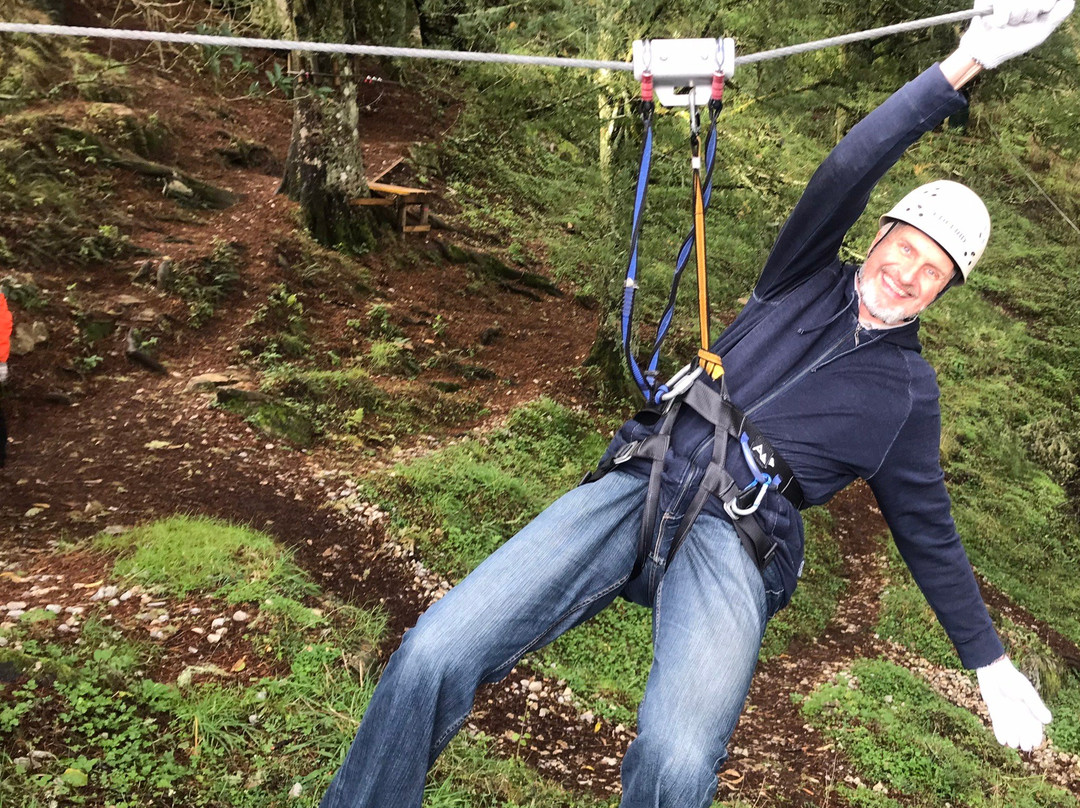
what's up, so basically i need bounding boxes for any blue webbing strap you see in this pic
[620,107,655,400]
[621,101,722,404]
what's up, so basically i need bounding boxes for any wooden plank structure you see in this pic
[352,179,433,233]
[368,156,404,183]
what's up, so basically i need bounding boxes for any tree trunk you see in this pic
[584,13,641,404]
[280,57,375,251]
[277,0,419,251]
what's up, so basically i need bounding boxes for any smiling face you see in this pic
[857,223,957,327]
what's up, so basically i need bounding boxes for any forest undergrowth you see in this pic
[1,0,1079,806]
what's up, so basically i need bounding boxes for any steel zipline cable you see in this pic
[0,8,988,72]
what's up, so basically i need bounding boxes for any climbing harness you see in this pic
[581,377,806,574]
[598,37,808,574]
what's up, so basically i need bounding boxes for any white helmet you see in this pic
[879,180,990,283]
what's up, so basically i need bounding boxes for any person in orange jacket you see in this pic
[0,288,10,467]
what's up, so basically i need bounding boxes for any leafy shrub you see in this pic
[367,338,418,376]
[366,303,402,339]
[169,239,242,327]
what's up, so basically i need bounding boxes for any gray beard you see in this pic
[856,264,913,326]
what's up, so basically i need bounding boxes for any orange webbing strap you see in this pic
[691,149,723,381]
[698,348,724,380]
[693,169,708,350]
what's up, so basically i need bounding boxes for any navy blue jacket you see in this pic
[604,65,1004,669]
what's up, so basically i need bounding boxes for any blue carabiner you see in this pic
[740,432,772,486]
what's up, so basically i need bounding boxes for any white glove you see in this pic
[976,656,1052,750]
[0,363,7,384]
[960,0,1075,69]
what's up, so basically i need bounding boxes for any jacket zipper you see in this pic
[745,327,856,418]
[660,323,857,555]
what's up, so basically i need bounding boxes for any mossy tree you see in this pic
[582,1,674,402]
[278,0,418,251]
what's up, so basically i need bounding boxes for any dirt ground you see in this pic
[1,27,1078,806]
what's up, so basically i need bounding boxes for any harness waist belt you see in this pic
[584,405,803,512]
[581,377,804,574]
[730,404,805,510]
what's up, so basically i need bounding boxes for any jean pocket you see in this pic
[620,407,660,440]
[761,561,786,620]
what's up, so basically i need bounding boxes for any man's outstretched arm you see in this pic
[937,0,1073,753]
[868,397,1055,752]
[754,0,1073,302]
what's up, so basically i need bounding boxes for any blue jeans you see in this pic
[320,470,780,808]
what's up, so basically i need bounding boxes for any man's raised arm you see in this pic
[753,0,1073,302]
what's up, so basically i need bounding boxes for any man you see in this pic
[322,2,1073,805]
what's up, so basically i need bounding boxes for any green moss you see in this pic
[234,398,319,447]
[802,659,1077,807]
[261,364,486,444]
[83,104,171,160]
[0,648,76,682]
[93,515,310,601]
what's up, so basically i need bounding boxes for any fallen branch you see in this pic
[55,125,239,209]
[433,240,562,297]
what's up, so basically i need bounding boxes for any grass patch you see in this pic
[260,364,486,446]
[391,452,540,575]
[93,515,317,603]
[374,398,607,579]
[217,395,319,447]
[367,338,420,376]
[3,517,385,808]
[0,114,109,266]
[0,15,130,115]
[425,732,614,808]
[801,658,1078,808]
[1048,678,1080,757]
[535,601,652,726]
